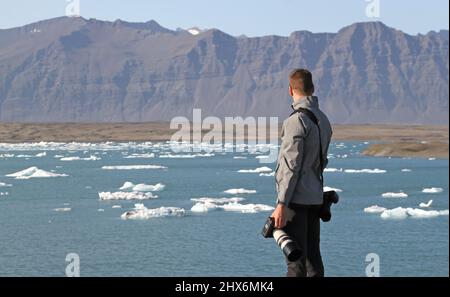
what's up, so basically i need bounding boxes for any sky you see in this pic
[0,0,448,36]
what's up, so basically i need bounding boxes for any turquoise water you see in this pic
[0,141,448,276]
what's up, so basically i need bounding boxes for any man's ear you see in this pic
[289,85,294,97]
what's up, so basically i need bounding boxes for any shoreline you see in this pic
[0,122,448,159]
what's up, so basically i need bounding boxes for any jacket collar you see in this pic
[291,96,319,111]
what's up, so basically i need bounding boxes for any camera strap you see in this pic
[290,108,324,187]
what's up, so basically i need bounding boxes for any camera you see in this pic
[261,217,302,262]
[319,191,339,222]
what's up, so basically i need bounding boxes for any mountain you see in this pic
[0,17,448,124]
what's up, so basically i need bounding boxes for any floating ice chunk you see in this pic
[221,202,274,213]
[54,155,65,158]
[324,168,343,173]
[224,188,257,195]
[233,156,247,159]
[381,192,408,198]
[102,165,167,170]
[60,155,101,161]
[54,208,71,212]
[0,192,9,196]
[6,167,68,179]
[35,152,47,157]
[159,153,214,158]
[191,202,220,212]
[419,200,433,208]
[401,169,412,172]
[124,153,155,159]
[344,169,386,174]
[255,155,269,159]
[0,153,14,158]
[428,158,436,161]
[422,187,444,194]
[260,172,275,177]
[132,183,165,192]
[121,204,185,220]
[0,182,12,187]
[380,207,409,220]
[364,205,387,213]
[112,205,122,209]
[191,197,245,204]
[98,191,158,201]
[238,167,272,173]
[323,186,343,193]
[98,209,105,212]
[119,181,135,190]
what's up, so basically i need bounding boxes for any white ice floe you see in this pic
[260,172,275,177]
[102,165,167,170]
[344,169,386,174]
[112,205,122,209]
[380,207,409,220]
[380,207,449,220]
[422,187,444,194]
[121,204,185,220]
[60,155,101,161]
[224,188,257,195]
[324,168,343,173]
[364,205,387,213]
[123,153,155,159]
[238,167,272,173]
[35,152,47,157]
[54,208,71,212]
[428,158,436,161]
[381,192,408,198]
[233,156,247,159]
[0,153,14,158]
[0,182,12,187]
[159,153,214,159]
[190,197,273,213]
[98,209,105,212]
[98,191,158,201]
[419,200,433,208]
[401,169,412,172]
[0,192,9,196]
[119,181,165,192]
[6,167,68,179]
[323,186,343,193]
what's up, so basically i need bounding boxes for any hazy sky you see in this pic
[0,0,448,36]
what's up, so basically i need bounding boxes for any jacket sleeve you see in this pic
[275,116,306,205]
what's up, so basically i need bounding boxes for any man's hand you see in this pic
[271,203,288,229]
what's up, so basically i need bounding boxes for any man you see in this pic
[272,69,332,277]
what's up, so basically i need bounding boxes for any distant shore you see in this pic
[0,123,448,159]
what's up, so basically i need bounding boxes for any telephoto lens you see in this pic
[272,229,302,262]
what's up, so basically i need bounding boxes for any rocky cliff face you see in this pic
[0,17,448,124]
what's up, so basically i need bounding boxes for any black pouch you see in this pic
[319,191,339,222]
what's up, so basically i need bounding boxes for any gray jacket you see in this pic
[275,96,332,206]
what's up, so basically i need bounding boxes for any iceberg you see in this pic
[98,191,158,201]
[60,155,101,161]
[191,197,245,204]
[233,156,247,159]
[419,200,433,208]
[121,204,185,220]
[380,207,449,220]
[238,167,273,173]
[0,182,12,187]
[381,192,408,198]
[422,187,444,194]
[344,169,386,174]
[221,202,275,213]
[364,205,387,213]
[112,205,122,209]
[380,207,409,220]
[323,186,343,193]
[54,208,71,212]
[260,172,275,177]
[224,188,257,195]
[324,168,343,173]
[119,182,165,192]
[6,167,68,179]
[102,165,167,170]
[190,197,273,213]
[401,169,412,172]
[123,153,155,159]
[0,192,9,196]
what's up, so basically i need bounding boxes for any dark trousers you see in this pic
[283,205,324,277]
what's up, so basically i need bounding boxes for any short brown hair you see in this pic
[289,69,315,95]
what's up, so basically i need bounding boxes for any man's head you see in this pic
[289,69,315,99]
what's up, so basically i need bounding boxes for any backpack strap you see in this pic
[290,108,324,186]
